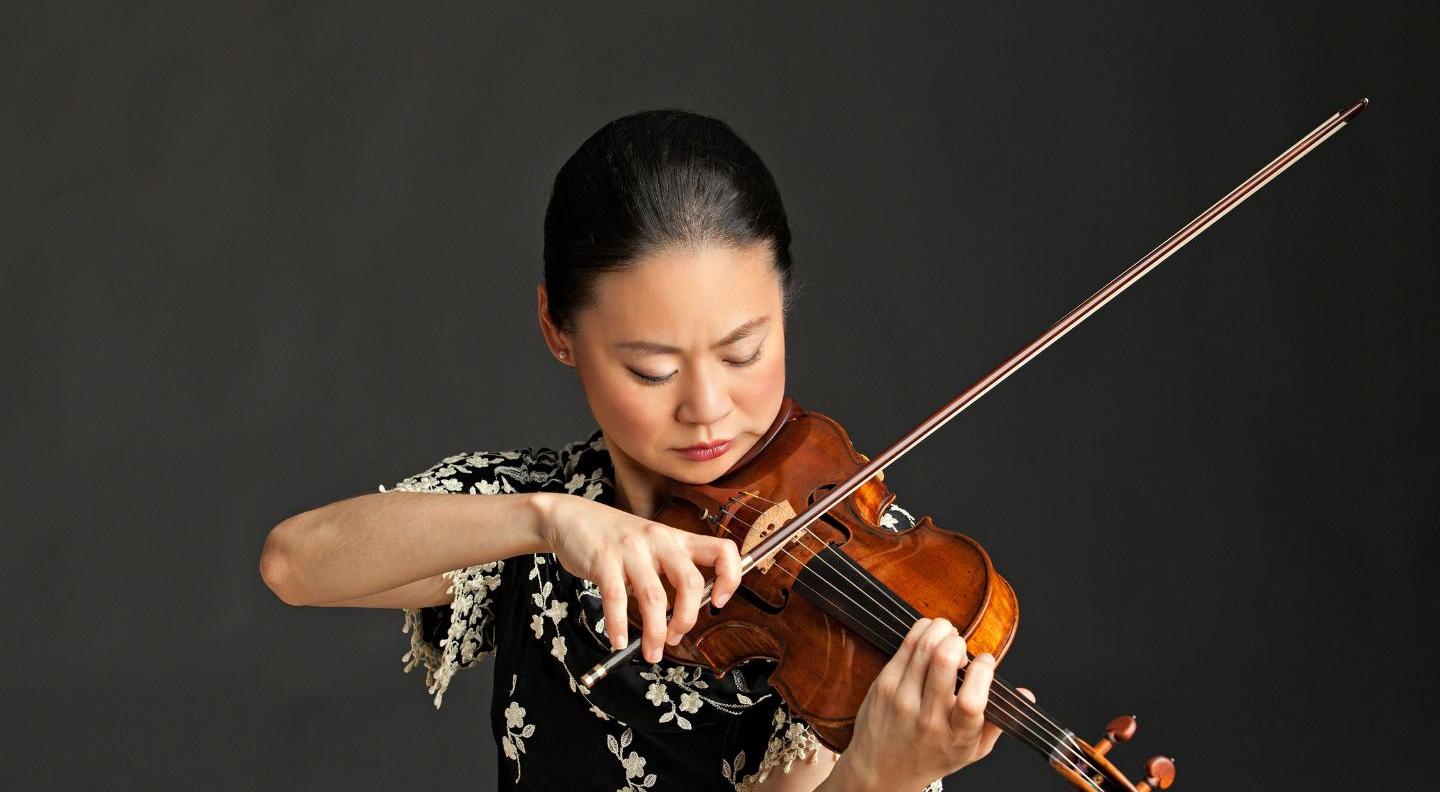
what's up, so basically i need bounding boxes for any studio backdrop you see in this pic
[3,2,1436,790]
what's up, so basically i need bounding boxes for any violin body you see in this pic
[646,398,1019,752]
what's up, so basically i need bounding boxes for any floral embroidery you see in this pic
[526,554,590,696]
[721,747,748,786]
[636,662,764,730]
[879,502,915,531]
[606,727,657,790]
[499,675,535,783]
[733,706,822,792]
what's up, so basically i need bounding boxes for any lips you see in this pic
[675,439,732,462]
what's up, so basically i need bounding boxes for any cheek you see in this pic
[578,364,671,442]
[729,349,787,422]
[748,348,787,402]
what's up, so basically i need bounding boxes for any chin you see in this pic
[655,457,724,486]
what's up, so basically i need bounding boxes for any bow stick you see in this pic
[582,97,1368,689]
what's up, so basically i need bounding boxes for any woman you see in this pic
[259,109,1027,791]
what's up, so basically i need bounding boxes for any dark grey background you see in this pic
[4,2,1436,790]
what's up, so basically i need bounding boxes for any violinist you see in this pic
[259,108,1035,792]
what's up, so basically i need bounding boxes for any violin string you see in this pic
[702,499,1101,782]
[720,496,1104,781]
[717,499,1053,722]
[712,507,1101,786]
[727,497,1095,766]
[723,494,1088,744]
[707,506,1097,784]
[695,507,1062,762]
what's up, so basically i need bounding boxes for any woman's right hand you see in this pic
[538,493,743,663]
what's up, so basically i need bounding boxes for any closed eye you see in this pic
[628,348,763,387]
[628,368,676,386]
[726,348,764,368]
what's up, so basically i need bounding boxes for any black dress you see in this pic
[386,431,943,791]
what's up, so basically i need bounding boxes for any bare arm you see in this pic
[258,490,554,607]
[260,479,743,666]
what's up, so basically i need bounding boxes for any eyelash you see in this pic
[629,348,764,386]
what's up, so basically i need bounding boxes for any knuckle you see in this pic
[937,642,965,667]
[873,677,899,701]
[639,583,666,606]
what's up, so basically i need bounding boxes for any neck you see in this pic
[605,438,671,518]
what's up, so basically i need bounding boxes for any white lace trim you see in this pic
[732,707,943,791]
[400,560,503,708]
[733,707,823,792]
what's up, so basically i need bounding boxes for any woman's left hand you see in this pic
[832,617,1036,790]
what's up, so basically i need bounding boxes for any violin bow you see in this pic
[582,98,1368,694]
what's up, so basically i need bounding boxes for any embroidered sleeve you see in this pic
[732,703,824,792]
[380,450,539,708]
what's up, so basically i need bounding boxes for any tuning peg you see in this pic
[1134,755,1176,792]
[1092,715,1137,757]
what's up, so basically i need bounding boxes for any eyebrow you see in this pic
[614,316,771,355]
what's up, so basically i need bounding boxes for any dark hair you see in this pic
[542,108,796,333]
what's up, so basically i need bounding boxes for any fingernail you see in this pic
[716,592,731,607]
[617,635,628,650]
[666,633,681,646]
[978,652,995,663]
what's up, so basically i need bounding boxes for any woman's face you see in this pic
[542,243,787,489]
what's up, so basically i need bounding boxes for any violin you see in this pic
[582,99,1369,791]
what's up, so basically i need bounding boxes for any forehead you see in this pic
[580,244,782,343]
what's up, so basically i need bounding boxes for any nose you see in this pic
[675,360,733,427]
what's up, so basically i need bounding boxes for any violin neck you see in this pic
[982,672,1082,764]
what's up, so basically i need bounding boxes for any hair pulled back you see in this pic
[543,108,795,333]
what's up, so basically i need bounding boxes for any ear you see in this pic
[536,282,575,366]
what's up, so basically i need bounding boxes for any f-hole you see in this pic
[712,585,788,616]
